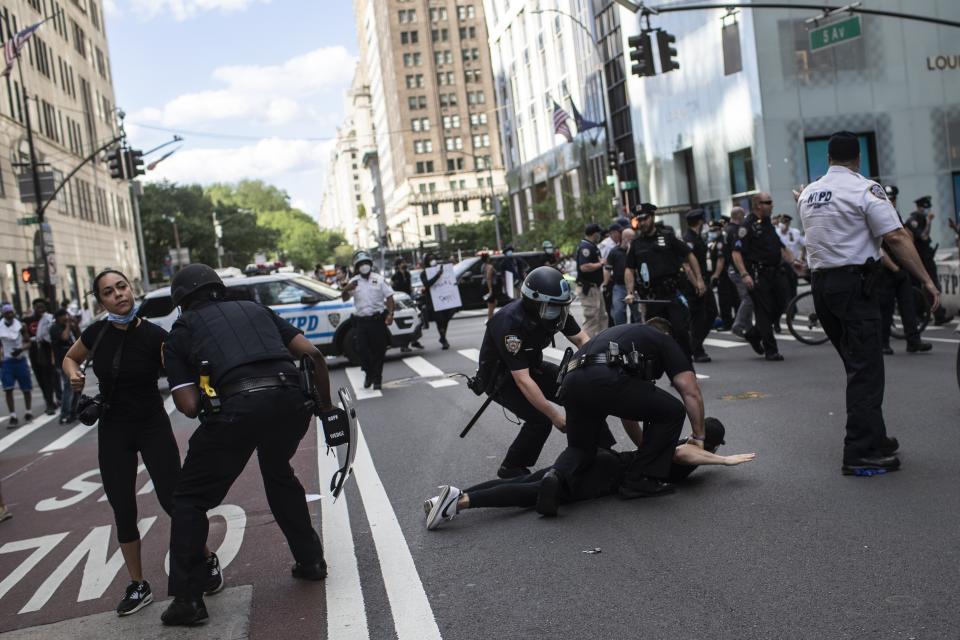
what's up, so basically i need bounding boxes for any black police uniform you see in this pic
[576,238,603,290]
[625,226,694,360]
[733,214,790,356]
[606,244,636,324]
[683,227,718,357]
[553,323,691,487]
[879,215,922,347]
[163,300,324,600]
[906,210,947,323]
[476,298,581,472]
[710,231,738,327]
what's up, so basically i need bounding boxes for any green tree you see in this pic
[257,209,348,269]
[206,179,291,212]
[512,186,615,255]
[140,181,217,280]
[216,205,279,268]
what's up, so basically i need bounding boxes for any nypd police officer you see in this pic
[475,267,589,478]
[731,193,792,361]
[161,264,331,626]
[341,251,395,390]
[576,223,608,337]
[683,208,718,363]
[798,131,940,475]
[906,195,951,325]
[623,203,705,361]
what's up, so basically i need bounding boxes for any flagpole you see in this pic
[16,54,54,303]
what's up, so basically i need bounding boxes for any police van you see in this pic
[139,273,422,364]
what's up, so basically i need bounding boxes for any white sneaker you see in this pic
[425,485,461,530]
[423,496,439,516]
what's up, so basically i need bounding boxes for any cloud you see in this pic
[144,138,335,215]
[130,0,269,21]
[132,47,356,128]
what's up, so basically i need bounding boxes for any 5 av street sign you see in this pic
[809,15,862,52]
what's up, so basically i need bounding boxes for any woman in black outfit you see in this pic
[419,252,457,349]
[63,270,221,616]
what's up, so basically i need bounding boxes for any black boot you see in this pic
[292,559,328,581]
[161,597,209,626]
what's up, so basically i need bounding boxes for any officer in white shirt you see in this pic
[341,251,395,390]
[776,214,806,300]
[798,131,940,476]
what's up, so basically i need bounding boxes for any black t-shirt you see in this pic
[576,239,603,285]
[49,322,77,367]
[733,214,784,267]
[625,228,690,285]
[606,246,629,286]
[683,228,709,276]
[163,304,301,389]
[391,270,412,295]
[478,298,580,375]
[722,223,740,264]
[80,319,167,414]
[574,323,692,381]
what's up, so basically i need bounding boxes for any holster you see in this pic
[861,258,881,298]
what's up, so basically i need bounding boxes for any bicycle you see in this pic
[785,286,931,345]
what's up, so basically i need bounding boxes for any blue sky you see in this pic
[104,0,360,217]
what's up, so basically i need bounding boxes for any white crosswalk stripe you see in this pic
[458,349,480,362]
[345,367,382,400]
[400,357,458,388]
[703,337,747,349]
[39,422,97,453]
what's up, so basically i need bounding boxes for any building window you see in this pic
[429,7,448,21]
[414,139,433,154]
[431,203,439,214]
[415,161,435,174]
[398,9,416,23]
[446,158,464,171]
[459,26,476,39]
[400,30,419,44]
[472,134,490,148]
[467,91,485,105]
[434,50,453,66]
[445,136,463,150]
[442,115,460,129]
[457,4,476,20]
[402,52,422,67]
[804,133,877,182]
[424,224,432,236]
[461,47,480,62]
[439,93,458,107]
[469,112,487,126]
[408,95,427,110]
[405,74,424,88]
[431,28,449,42]
[728,148,755,195]
[475,155,491,170]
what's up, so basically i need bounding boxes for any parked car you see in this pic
[139,273,422,365]
[445,251,557,310]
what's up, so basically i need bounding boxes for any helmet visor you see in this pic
[539,302,569,327]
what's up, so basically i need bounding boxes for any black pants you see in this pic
[429,308,454,342]
[555,366,684,483]
[642,293,693,362]
[28,343,56,406]
[168,386,322,599]
[355,315,389,383]
[716,272,739,326]
[746,265,791,355]
[99,408,181,544]
[494,362,562,470]
[812,269,888,460]
[688,288,718,355]
[879,268,920,345]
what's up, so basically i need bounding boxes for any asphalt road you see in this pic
[0,308,958,639]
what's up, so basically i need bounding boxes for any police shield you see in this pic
[319,387,359,500]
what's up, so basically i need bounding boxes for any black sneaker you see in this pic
[743,329,764,355]
[373,380,382,390]
[841,455,901,476]
[161,597,208,626]
[535,469,561,517]
[6,416,17,429]
[764,352,784,362]
[412,341,425,350]
[203,552,225,596]
[440,338,450,350]
[292,560,328,581]
[44,406,56,416]
[363,375,372,389]
[879,436,899,456]
[116,580,153,616]
[22,412,32,423]
[692,351,711,363]
[906,341,932,353]
[497,465,531,479]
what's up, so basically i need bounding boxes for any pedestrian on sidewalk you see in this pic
[62,269,222,618]
[1,303,33,428]
[50,308,79,424]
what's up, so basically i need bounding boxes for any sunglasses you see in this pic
[758,200,773,205]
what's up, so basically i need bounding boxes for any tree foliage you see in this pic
[512,186,616,255]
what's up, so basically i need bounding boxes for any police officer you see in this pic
[475,266,589,478]
[708,219,738,330]
[798,131,940,475]
[878,186,930,354]
[161,264,331,625]
[775,214,806,302]
[552,317,707,500]
[606,227,636,325]
[576,223,608,336]
[906,195,951,325]
[731,193,793,361]
[683,209,718,363]
[341,251,395,390]
[623,203,705,361]
[725,207,753,337]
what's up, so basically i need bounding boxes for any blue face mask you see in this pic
[505,250,513,257]
[108,303,139,325]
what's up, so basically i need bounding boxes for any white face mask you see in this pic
[429,260,437,267]
[359,264,372,275]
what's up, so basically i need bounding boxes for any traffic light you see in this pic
[657,30,680,73]
[107,148,126,180]
[607,149,618,174]
[627,33,655,78]
[21,266,38,284]
[125,149,145,178]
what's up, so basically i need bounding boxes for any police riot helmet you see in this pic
[352,251,373,270]
[171,263,224,307]
[520,266,573,330]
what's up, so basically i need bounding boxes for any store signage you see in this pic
[926,55,960,71]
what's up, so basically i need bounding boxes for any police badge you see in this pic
[738,227,748,238]
[504,335,522,354]
[328,313,341,327]
[581,248,591,257]
[869,184,888,200]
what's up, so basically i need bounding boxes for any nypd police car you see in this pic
[139,273,422,364]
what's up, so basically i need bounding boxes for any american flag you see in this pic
[552,100,573,143]
[2,20,47,78]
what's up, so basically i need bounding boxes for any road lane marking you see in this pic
[345,367,382,400]
[39,423,97,453]
[543,347,565,361]
[0,533,69,602]
[317,426,370,640]
[458,348,480,362]
[353,426,443,640]
[703,338,747,349]
[0,413,58,454]
[401,356,458,388]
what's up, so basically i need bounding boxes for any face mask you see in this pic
[505,251,513,257]
[779,223,788,231]
[429,260,437,267]
[107,303,139,325]
[359,264,372,275]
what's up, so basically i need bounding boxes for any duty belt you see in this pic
[565,352,652,375]
[219,374,300,400]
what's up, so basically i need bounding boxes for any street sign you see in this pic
[809,15,862,52]
[17,215,38,225]
[620,180,639,190]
